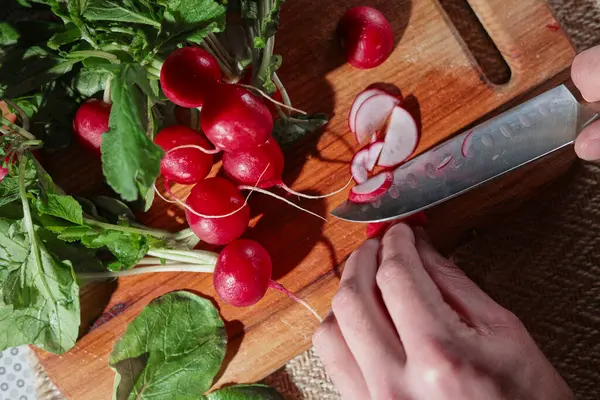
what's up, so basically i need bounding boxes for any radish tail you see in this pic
[268,280,323,323]
[237,84,307,116]
[167,144,221,155]
[157,165,270,219]
[279,178,353,199]
[238,185,327,222]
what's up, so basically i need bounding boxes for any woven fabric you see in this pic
[31,0,600,399]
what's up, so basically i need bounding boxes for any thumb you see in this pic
[575,121,600,161]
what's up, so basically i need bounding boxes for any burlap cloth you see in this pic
[32,0,600,399]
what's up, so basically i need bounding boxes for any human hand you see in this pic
[572,45,600,160]
[313,223,573,400]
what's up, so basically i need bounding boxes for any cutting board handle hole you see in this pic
[438,0,511,85]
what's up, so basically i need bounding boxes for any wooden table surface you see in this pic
[35,0,577,398]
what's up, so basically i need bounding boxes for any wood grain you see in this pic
[35,0,577,398]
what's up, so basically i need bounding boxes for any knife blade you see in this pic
[331,85,600,223]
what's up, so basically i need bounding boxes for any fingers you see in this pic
[572,46,600,102]
[332,238,406,393]
[414,229,515,333]
[312,314,370,400]
[377,224,450,350]
[575,121,600,161]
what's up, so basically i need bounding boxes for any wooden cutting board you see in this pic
[35,0,576,398]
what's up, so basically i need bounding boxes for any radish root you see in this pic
[268,280,323,323]
[238,185,327,222]
[155,164,271,219]
[167,144,221,155]
[237,84,307,116]
[279,177,353,199]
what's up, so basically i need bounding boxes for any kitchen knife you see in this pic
[331,84,600,223]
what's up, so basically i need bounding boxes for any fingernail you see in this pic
[577,138,600,161]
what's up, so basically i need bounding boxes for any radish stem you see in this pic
[0,116,35,140]
[268,280,323,322]
[78,264,215,280]
[238,185,327,222]
[103,76,112,104]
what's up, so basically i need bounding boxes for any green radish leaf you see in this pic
[157,0,226,53]
[0,22,20,47]
[273,113,329,148]
[202,384,284,400]
[47,24,82,50]
[0,217,80,354]
[73,68,109,97]
[0,157,37,209]
[110,291,226,400]
[36,193,84,225]
[80,229,148,270]
[90,195,136,222]
[101,64,163,203]
[83,0,162,28]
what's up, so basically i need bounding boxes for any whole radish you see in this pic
[154,125,214,184]
[222,137,284,189]
[223,137,350,200]
[160,47,221,108]
[213,239,272,307]
[185,177,250,245]
[213,239,322,320]
[240,67,283,117]
[200,84,273,152]
[73,99,111,154]
[337,6,394,69]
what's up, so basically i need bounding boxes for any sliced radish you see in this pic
[436,154,453,170]
[349,89,386,133]
[350,147,370,183]
[354,93,400,145]
[366,141,384,171]
[349,171,393,203]
[377,106,419,168]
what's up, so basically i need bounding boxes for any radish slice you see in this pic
[350,148,370,183]
[348,171,393,203]
[354,93,400,145]
[349,89,386,133]
[366,141,384,171]
[377,106,419,167]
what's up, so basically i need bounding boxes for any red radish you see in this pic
[350,147,370,184]
[160,47,221,108]
[214,239,322,320]
[354,93,400,145]
[349,88,386,133]
[223,137,351,201]
[200,84,273,152]
[240,68,283,117]
[366,141,384,171]
[337,6,394,70]
[222,137,284,189]
[214,239,272,307]
[349,171,393,203]
[72,99,111,155]
[154,125,214,184]
[185,177,250,245]
[377,106,419,167]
